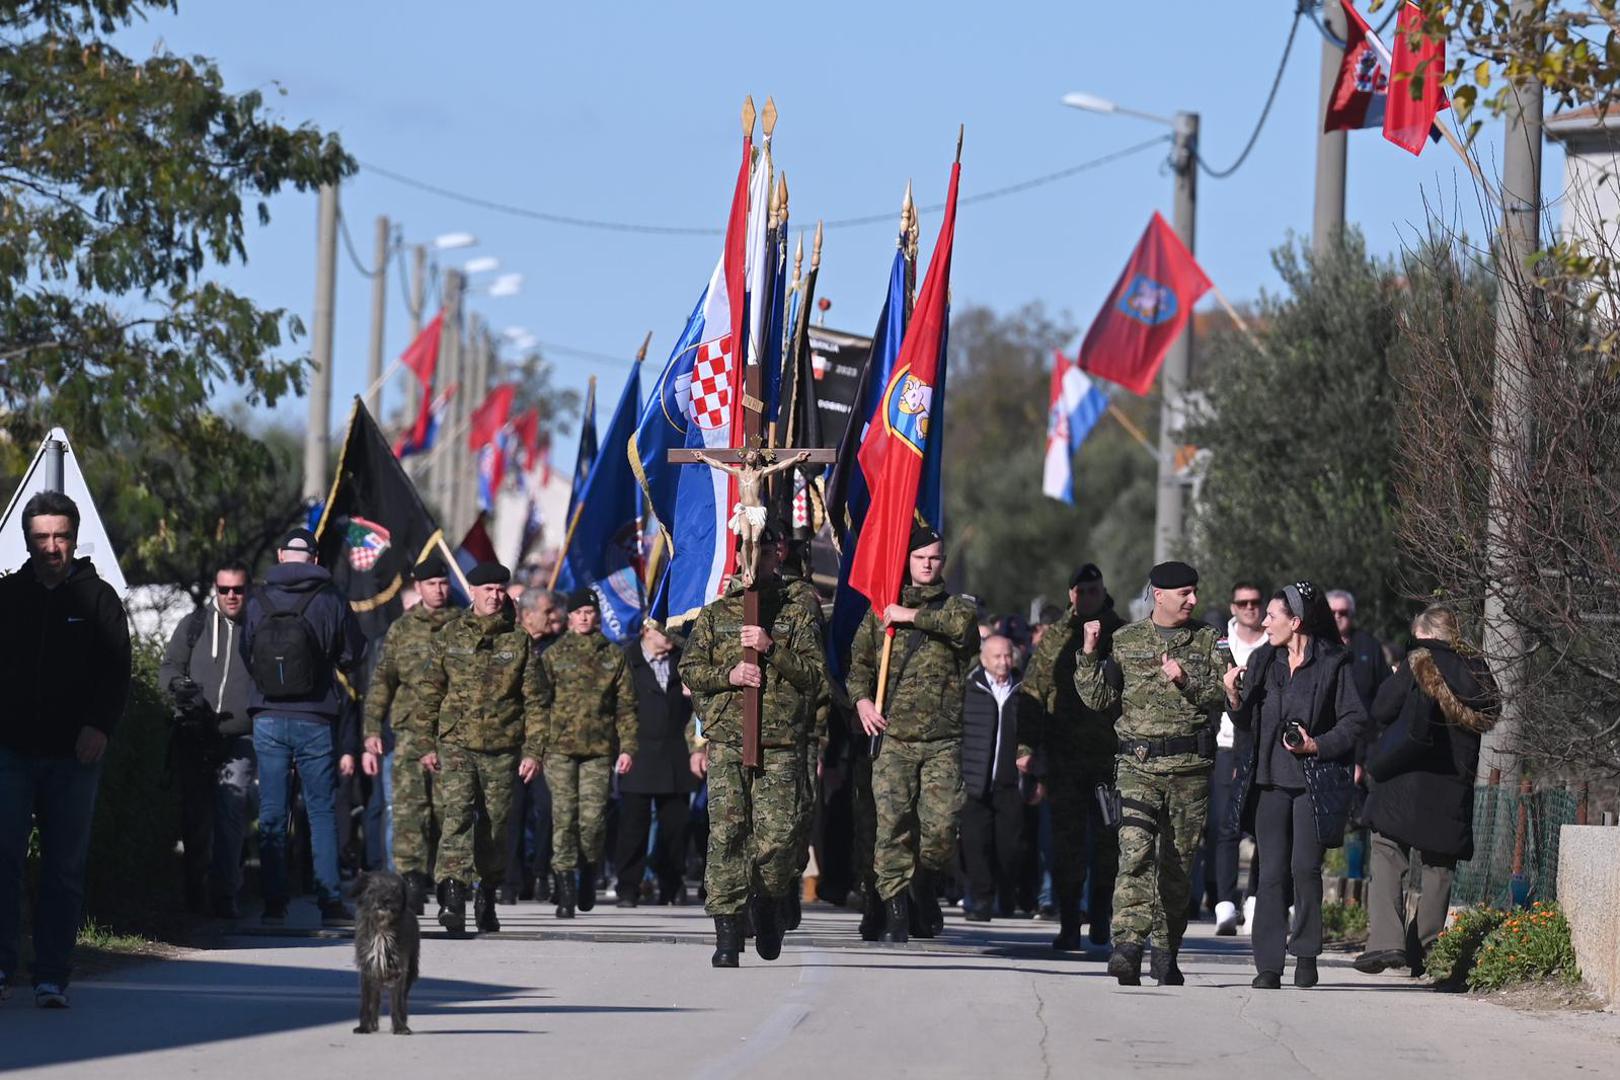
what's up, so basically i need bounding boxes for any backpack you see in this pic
[248,588,327,698]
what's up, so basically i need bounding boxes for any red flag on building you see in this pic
[848,157,960,617]
[1324,1,1389,131]
[467,383,516,452]
[1384,1,1447,155]
[1078,213,1211,396]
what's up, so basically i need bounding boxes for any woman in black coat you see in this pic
[1356,605,1496,974]
[1222,581,1368,989]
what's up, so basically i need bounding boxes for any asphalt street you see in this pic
[4,902,1617,1078]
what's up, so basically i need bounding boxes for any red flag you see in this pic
[1078,213,1211,396]
[510,408,540,472]
[401,312,444,388]
[467,383,515,452]
[1384,1,1446,155]
[456,513,499,566]
[848,159,960,616]
[1324,1,1388,132]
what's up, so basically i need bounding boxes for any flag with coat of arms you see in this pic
[1042,349,1110,504]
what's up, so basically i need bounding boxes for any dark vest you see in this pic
[961,666,1021,797]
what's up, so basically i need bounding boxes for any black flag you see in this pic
[314,398,457,640]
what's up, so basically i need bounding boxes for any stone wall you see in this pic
[1557,825,1620,1008]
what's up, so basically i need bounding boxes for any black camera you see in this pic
[1282,721,1308,750]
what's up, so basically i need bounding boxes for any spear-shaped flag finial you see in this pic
[742,96,757,138]
[812,220,824,271]
[635,330,653,363]
[956,123,965,164]
[762,95,778,138]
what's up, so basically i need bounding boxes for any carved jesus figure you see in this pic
[691,449,811,587]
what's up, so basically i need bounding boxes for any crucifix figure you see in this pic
[692,448,810,588]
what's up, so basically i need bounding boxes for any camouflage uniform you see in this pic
[1075,617,1232,952]
[847,584,976,901]
[1020,600,1125,935]
[679,577,826,917]
[363,603,460,878]
[534,629,637,871]
[418,606,545,887]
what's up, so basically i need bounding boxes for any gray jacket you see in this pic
[160,602,254,738]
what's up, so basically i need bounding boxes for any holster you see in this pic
[1096,783,1123,829]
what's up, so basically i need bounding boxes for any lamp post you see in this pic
[1063,92,1200,564]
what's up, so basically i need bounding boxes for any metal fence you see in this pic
[1451,777,1586,908]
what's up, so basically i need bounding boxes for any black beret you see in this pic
[279,527,317,553]
[1069,563,1103,589]
[412,555,449,581]
[565,587,599,612]
[909,522,942,552]
[465,562,511,587]
[1149,560,1199,590]
[757,517,789,544]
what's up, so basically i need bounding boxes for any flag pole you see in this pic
[1106,402,1160,459]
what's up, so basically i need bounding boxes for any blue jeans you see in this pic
[253,716,340,904]
[0,745,103,987]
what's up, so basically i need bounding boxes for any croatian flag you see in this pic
[637,132,768,627]
[1042,350,1109,505]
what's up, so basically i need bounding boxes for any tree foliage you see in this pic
[943,302,1157,618]
[1185,234,1424,643]
[0,0,352,449]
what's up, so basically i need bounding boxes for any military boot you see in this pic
[553,871,576,919]
[1149,946,1185,986]
[437,879,468,936]
[1108,942,1144,986]
[858,884,885,942]
[908,870,942,938]
[475,882,501,933]
[1052,909,1083,952]
[753,893,784,962]
[711,916,742,968]
[882,894,910,945]
[403,871,433,917]
[577,863,598,912]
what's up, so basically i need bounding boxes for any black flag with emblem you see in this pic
[315,398,457,641]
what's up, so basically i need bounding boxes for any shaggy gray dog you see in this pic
[352,872,420,1034]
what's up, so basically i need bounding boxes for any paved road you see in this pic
[4,901,1617,1078]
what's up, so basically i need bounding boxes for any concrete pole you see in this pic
[364,215,390,419]
[1153,112,1198,565]
[302,183,339,501]
[1312,0,1348,256]
[459,315,491,531]
[1479,22,1543,782]
[42,439,65,493]
[433,269,464,529]
[409,245,428,338]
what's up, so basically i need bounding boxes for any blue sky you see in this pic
[124,1,1557,466]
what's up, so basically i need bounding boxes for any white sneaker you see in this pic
[1214,901,1239,936]
[1241,896,1257,935]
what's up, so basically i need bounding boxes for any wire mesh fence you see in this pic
[1451,781,1584,908]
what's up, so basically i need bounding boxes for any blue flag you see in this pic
[566,377,599,524]
[557,362,645,642]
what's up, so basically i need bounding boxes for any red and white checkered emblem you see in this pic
[688,337,734,430]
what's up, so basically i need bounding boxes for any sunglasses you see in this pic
[1232,598,1261,608]
[216,585,247,595]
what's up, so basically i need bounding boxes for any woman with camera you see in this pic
[1221,581,1368,989]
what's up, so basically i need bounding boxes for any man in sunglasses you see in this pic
[1210,581,1267,936]
[159,559,257,919]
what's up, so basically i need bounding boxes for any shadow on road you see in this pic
[0,942,692,1071]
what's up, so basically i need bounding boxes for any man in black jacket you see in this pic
[159,559,255,918]
[241,528,365,925]
[615,621,697,906]
[0,492,132,1008]
[958,635,1030,921]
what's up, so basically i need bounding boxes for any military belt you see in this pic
[1118,731,1213,764]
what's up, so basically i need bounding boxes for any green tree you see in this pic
[1185,233,1427,643]
[0,0,351,449]
[943,303,1157,617]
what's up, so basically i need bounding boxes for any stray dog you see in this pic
[352,871,421,1034]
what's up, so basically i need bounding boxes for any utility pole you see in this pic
[1312,0,1348,256]
[433,269,464,530]
[458,315,492,532]
[1153,111,1199,564]
[1479,9,1543,782]
[364,215,390,419]
[408,244,427,338]
[302,183,340,501]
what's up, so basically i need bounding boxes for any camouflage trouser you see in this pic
[704,742,806,916]
[436,743,518,887]
[851,749,876,893]
[1049,755,1117,927]
[1111,761,1210,950]
[872,736,965,901]
[793,733,819,874]
[544,754,612,871]
[390,729,439,878]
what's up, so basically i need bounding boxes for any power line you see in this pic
[1305,0,1399,49]
[356,135,1173,238]
[1197,7,1304,179]
[336,209,391,278]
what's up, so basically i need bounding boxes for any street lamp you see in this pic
[434,232,478,250]
[1062,90,1200,565]
[464,255,501,275]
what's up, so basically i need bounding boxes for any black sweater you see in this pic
[0,558,132,757]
